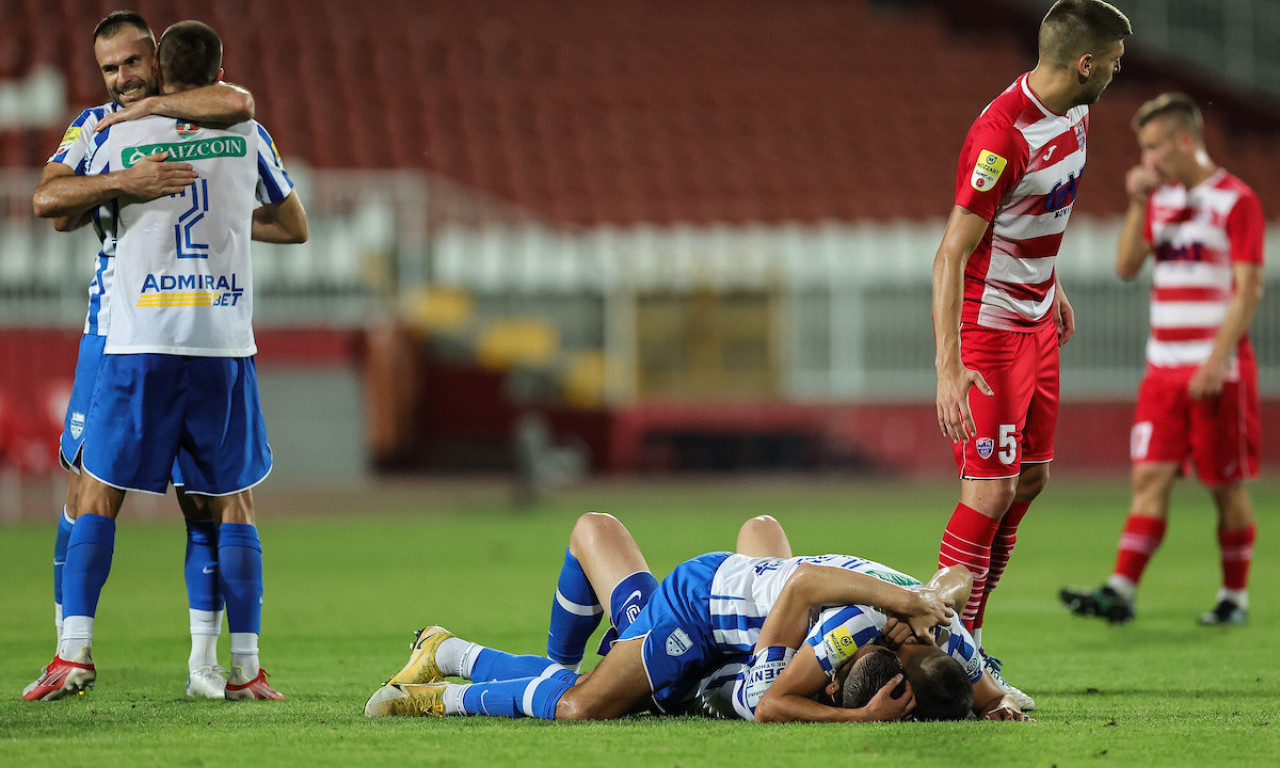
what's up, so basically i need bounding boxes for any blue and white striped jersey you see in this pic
[85,116,294,356]
[49,103,122,337]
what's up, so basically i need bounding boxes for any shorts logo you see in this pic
[69,412,85,439]
[976,437,994,459]
[970,150,1006,191]
[665,628,692,657]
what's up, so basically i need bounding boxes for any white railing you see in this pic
[2,168,1277,400]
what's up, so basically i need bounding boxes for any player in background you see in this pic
[1060,93,1263,626]
[931,0,1131,711]
[364,513,1028,722]
[24,10,255,700]
[23,20,307,702]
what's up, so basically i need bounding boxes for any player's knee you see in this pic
[569,511,622,553]
[1014,465,1050,501]
[554,689,609,721]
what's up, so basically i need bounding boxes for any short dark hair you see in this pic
[841,648,905,710]
[93,10,154,46]
[157,20,223,88]
[1132,92,1204,142]
[1039,0,1133,67]
[903,647,973,721]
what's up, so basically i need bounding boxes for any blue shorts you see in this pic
[618,552,732,713]
[59,334,105,471]
[81,354,271,495]
[60,336,186,486]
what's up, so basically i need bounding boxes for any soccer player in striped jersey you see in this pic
[931,0,1130,710]
[1060,93,1263,627]
[24,11,257,701]
[23,20,307,703]
[365,513,1028,722]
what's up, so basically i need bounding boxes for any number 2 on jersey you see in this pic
[173,179,210,259]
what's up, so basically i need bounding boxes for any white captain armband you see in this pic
[742,645,796,712]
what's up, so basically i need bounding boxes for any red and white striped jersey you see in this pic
[1142,168,1264,372]
[953,73,1089,332]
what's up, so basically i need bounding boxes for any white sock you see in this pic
[54,603,64,651]
[1219,588,1248,609]
[189,609,223,670]
[973,627,983,650]
[435,637,482,679]
[59,616,94,660]
[442,683,470,716]
[230,632,260,679]
[1106,575,1137,603]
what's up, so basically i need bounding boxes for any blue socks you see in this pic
[53,507,74,607]
[61,513,115,619]
[459,668,577,719]
[471,648,561,682]
[217,523,262,634]
[595,570,659,655]
[185,520,223,612]
[546,548,602,666]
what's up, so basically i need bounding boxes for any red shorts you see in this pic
[952,323,1059,479]
[1130,348,1260,486]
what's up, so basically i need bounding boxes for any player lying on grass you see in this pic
[365,513,1029,722]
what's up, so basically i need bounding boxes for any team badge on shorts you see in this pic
[69,412,85,439]
[976,437,994,459]
[665,628,692,657]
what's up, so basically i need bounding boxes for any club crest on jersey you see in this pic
[69,411,85,440]
[175,121,199,136]
[976,437,995,459]
[665,628,692,657]
[970,150,1006,191]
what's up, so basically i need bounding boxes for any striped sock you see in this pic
[938,503,1001,631]
[1111,514,1166,586]
[457,668,578,719]
[1218,523,1256,591]
[546,548,602,667]
[973,501,1029,631]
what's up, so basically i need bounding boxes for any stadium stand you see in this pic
[3,0,1280,481]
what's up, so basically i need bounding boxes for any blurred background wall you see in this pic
[2,0,1279,498]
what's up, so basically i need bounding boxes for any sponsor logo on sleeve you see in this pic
[970,150,1007,191]
[57,127,82,154]
[824,625,859,665]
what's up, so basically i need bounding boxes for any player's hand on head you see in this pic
[879,617,915,651]
[124,152,199,200]
[865,675,914,722]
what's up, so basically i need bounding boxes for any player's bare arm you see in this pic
[1053,276,1075,347]
[1116,166,1157,279]
[95,82,254,131]
[762,564,950,651]
[32,153,197,220]
[972,669,1032,721]
[933,204,995,443]
[1189,261,1263,400]
[251,192,309,244]
[753,644,913,723]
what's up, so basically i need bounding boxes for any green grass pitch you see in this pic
[1,476,1277,767]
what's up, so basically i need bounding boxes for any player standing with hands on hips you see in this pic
[1060,93,1263,626]
[931,0,1131,710]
